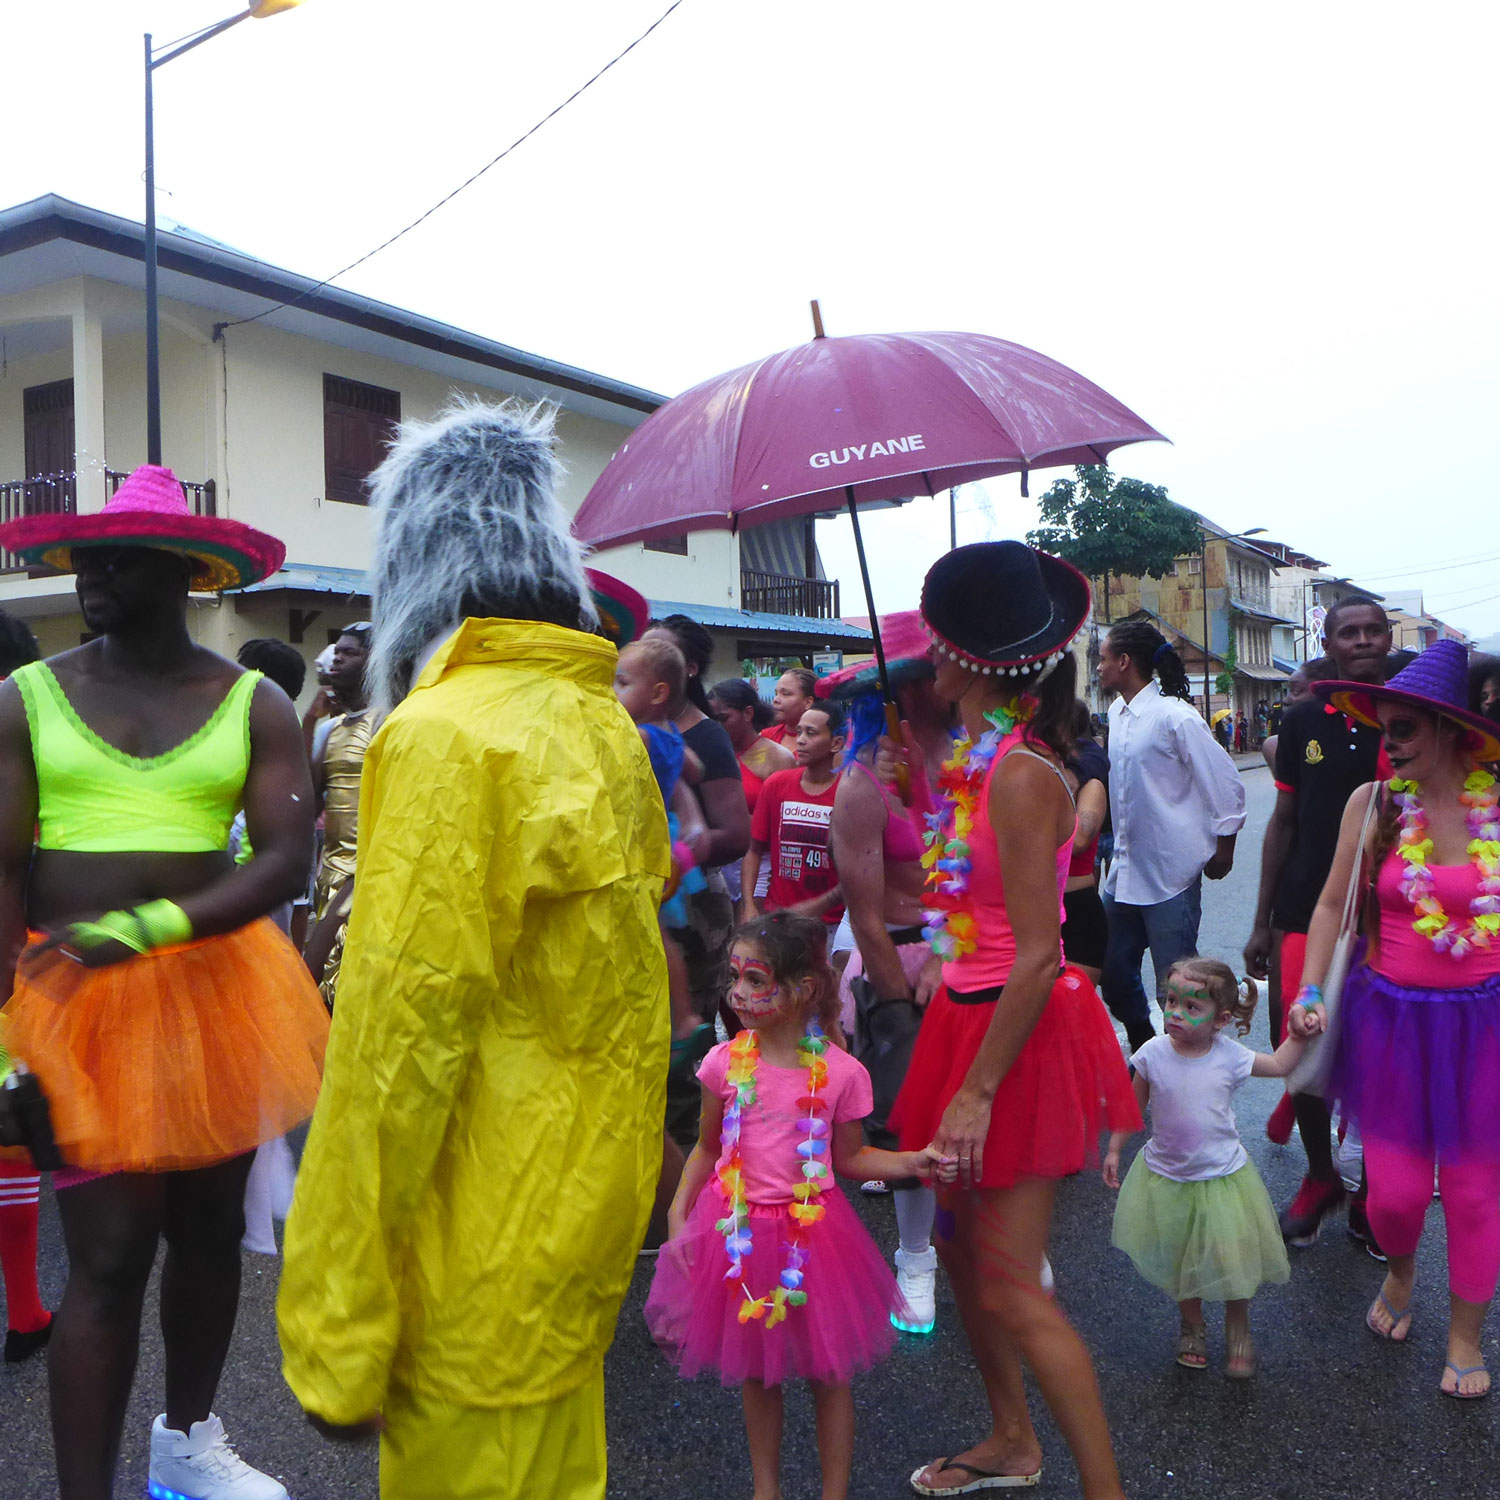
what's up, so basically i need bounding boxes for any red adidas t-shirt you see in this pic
[751,767,842,922]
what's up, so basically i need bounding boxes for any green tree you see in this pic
[1026,465,1201,622]
[1215,636,1238,697]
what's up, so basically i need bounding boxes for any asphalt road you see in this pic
[5,760,1497,1498]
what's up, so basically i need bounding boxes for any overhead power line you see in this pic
[215,0,686,335]
[1348,550,1500,585]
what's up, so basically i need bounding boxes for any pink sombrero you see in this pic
[584,568,648,648]
[816,610,934,701]
[0,464,284,592]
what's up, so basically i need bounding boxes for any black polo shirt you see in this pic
[1271,698,1384,934]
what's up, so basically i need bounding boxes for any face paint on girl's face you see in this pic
[728,947,787,1025]
[1162,977,1222,1042]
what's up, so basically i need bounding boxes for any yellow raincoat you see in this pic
[278,617,668,1492]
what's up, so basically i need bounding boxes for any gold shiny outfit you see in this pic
[313,708,376,917]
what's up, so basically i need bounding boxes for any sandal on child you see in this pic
[1441,1361,1491,1399]
[1366,1287,1412,1342]
[1225,1328,1257,1380]
[1175,1323,1208,1370]
[909,1457,1042,1494]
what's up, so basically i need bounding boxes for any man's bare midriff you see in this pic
[28,849,231,930]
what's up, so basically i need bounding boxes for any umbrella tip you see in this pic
[810,299,825,339]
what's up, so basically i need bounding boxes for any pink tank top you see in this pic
[849,760,924,864]
[943,736,1071,993]
[1373,850,1500,986]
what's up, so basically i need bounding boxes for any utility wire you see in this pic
[1425,580,1500,612]
[1347,550,1500,584]
[215,0,686,334]
[152,18,224,55]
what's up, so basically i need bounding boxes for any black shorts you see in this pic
[1062,885,1108,970]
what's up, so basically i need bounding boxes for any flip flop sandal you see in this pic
[1225,1330,1258,1380]
[1176,1323,1208,1369]
[909,1458,1043,1495]
[1366,1288,1412,1342]
[1442,1362,1491,1399]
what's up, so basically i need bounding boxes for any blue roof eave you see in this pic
[649,599,873,642]
[239,571,874,644]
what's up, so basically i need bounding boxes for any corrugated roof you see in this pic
[650,599,871,641]
[240,564,369,597]
[240,569,873,643]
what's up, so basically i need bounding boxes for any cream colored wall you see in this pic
[2,271,741,636]
[588,531,741,611]
[101,319,217,483]
[0,346,73,479]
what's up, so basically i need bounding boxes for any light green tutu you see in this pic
[1112,1154,1289,1302]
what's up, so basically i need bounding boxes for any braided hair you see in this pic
[1107,620,1192,701]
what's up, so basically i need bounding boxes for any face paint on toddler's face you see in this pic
[728,947,786,1025]
[1163,978,1220,1039]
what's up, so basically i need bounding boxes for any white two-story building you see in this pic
[0,195,867,696]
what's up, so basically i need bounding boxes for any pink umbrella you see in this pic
[573,319,1166,707]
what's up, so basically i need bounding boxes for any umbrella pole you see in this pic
[844,486,890,696]
[844,485,911,800]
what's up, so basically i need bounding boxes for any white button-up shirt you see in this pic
[1102,680,1247,906]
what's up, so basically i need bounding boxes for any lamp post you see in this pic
[144,1,303,465]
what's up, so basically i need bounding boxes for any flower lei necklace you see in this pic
[716,1018,830,1329]
[1391,768,1500,958]
[920,697,1036,960]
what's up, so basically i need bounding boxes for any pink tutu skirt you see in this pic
[645,1182,906,1386]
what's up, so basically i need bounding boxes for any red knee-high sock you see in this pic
[0,1161,48,1333]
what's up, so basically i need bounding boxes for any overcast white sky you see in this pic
[5,1,1497,640]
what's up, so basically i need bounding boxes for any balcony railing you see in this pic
[1,469,217,572]
[0,472,76,572]
[741,569,840,620]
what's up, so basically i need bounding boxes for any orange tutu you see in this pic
[0,919,328,1175]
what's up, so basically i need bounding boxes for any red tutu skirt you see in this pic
[893,966,1140,1188]
[644,1181,905,1386]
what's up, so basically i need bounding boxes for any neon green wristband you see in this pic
[67,910,150,955]
[134,899,193,950]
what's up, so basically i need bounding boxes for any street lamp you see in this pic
[144,1,304,464]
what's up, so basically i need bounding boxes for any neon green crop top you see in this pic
[13,662,261,854]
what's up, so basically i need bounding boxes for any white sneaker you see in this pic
[149,1413,288,1500]
[892,1245,938,1333]
[1040,1255,1055,1297]
[860,1179,892,1196]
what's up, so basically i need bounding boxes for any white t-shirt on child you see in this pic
[1132,1031,1255,1182]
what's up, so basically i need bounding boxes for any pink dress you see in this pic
[644,1040,907,1386]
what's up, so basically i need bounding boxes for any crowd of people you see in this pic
[0,399,1498,1500]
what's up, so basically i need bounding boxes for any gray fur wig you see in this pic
[366,398,598,713]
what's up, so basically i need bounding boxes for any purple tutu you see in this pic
[1331,961,1500,1163]
[644,1182,906,1386]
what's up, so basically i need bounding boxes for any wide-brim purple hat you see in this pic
[0,464,284,591]
[1316,639,1500,763]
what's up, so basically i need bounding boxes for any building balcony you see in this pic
[740,568,840,620]
[1,469,217,572]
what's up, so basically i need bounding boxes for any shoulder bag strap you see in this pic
[1339,782,1383,939]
